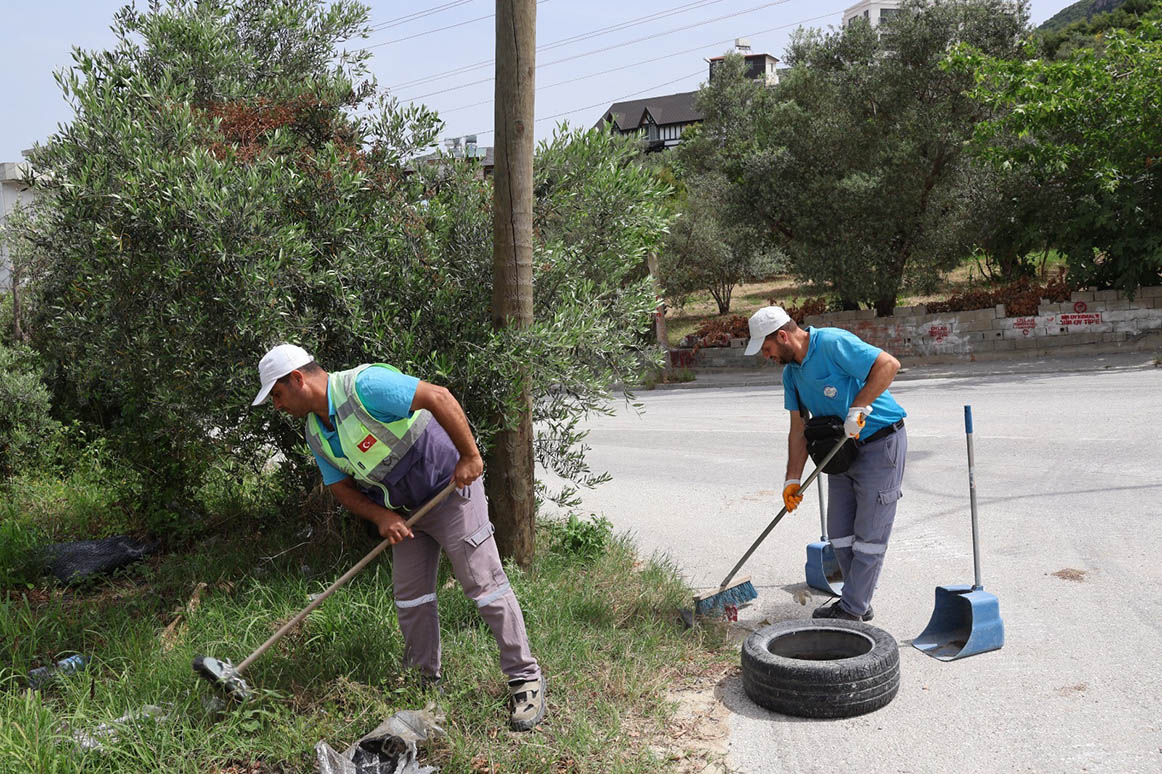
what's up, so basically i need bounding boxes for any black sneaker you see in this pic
[812,600,874,621]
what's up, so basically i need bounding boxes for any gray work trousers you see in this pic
[391,478,540,682]
[827,427,907,617]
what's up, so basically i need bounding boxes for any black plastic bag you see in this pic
[803,416,858,474]
[43,536,157,583]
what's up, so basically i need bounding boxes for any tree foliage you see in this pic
[1038,0,1152,57]
[14,0,668,529]
[953,9,1162,294]
[665,56,782,314]
[687,1,1029,315]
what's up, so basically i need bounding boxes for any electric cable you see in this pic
[370,0,476,32]
[387,0,749,91]
[417,7,841,112]
[368,0,552,49]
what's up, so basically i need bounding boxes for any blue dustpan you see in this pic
[913,584,1003,660]
[805,479,843,596]
[914,406,1004,661]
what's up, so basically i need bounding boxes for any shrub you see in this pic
[927,275,1072,316]
[689,315,749,348]
[0,520,44,588]
[546,513,613,562]
[0,343,60,477]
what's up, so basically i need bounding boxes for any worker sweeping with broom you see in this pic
[251,344,545,731]
[746,306,908,622]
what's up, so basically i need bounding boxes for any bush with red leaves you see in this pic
[690,314,750,348]
[774,297,828,324]
[927,275,1071,317]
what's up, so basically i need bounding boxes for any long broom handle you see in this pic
[965,405,983,590]
[236,480,458,674]
[817,468,828,541]
[716,435,849,590]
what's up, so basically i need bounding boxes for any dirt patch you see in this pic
[644,662,736,774]
[1051,568,1088,582]
[1056,682,1088,696]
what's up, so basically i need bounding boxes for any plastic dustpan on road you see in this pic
[914,406,1004,661]
[804,478,843,596]
[913,583,1003,661]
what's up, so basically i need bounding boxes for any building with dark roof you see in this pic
[596,38,778,152]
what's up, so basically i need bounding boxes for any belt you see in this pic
[856,419,904,447]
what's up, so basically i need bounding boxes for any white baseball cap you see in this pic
[252,344,314,405]
[744,306,792,356]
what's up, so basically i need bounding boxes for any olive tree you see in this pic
[16,0,668,530]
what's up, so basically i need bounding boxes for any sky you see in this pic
[1,0,1067,162]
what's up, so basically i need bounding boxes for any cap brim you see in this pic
[252,381,275,406]
[744,337,763,356]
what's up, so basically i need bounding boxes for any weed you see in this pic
[546,513,613,562]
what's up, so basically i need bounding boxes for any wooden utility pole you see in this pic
[487,0,536,567]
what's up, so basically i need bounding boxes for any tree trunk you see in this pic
[487,0,537,568]
[711,282,733,315]
[646,252,669,350]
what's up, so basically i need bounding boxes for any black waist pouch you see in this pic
[803,415,859,474]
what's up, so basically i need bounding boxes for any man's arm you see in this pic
[852,351,900,409]
[785,411,809,481]
[411,381,484,487]
[329,477,413,543]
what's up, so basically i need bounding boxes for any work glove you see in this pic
[845,405,872,439]
[782,479,803,512]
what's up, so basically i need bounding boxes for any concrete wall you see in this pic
[1,161,37,289]
[671,285,1162,369]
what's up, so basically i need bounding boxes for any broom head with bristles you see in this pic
[693,576,758,616]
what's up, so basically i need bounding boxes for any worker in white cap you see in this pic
[745,307,907,621]
[252,344,545,731]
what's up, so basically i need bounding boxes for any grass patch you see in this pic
[0,510,731,772]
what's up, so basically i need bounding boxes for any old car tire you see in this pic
[741,618,900,718]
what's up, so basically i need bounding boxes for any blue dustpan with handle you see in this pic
[804,477,844,596]
[914,405,1004,661]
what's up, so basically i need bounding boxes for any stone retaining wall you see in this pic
[671,285,1162,369]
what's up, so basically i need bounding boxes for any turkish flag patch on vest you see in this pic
[357,434,378,453]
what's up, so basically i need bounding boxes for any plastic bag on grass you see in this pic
[316,705,445,774]
[63,704,169,751]
[43,536,157,583]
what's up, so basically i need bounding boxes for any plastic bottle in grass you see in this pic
[28,654,87,689]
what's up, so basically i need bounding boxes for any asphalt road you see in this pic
[540,352,1162,774]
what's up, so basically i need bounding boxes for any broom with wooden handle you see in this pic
[193,480,458,702]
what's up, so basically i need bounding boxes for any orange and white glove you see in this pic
[782,479,803,512]
[845,405,872,439]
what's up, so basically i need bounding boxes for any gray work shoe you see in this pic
[812,599,874,621]
[419,674,445,696]
[507,676,546,731]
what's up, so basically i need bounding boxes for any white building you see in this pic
[0,156,36,290]
[842,0,903,28]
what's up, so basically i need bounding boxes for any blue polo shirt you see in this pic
[782,327,905,435]
[310,366,420,485]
